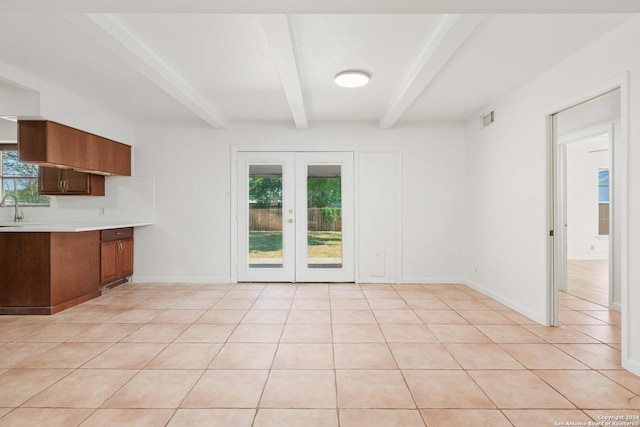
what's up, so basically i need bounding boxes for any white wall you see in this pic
[566,137,609,260]
[38,82,134,145]
[0,81,39,117]
[464,16,640,375]
[0,118,17,142]
[401,132,466,282]
[131,121,466,284]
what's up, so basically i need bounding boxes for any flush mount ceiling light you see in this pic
[334,70,370,88]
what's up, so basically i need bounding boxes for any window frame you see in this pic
[598,168,610,236]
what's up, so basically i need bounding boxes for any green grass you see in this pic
[307,231,343,259]
[248,231,284,259]
[249,230,342,259]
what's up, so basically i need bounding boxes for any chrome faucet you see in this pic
[0,194,23,222]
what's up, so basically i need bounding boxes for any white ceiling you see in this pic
[0,0,635,128]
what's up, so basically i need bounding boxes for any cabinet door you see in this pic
[118,239,134,277]
[38,167,63,194]
[100,241,118,285]
[63,169,90,194]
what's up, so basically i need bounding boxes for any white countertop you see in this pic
[0,221,153,232]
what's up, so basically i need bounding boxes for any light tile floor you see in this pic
[0,283,638,426]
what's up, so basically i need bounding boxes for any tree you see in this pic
[308,178,341,229]
[307,177,341,208]
[249,177,282,208]
[1,151,49,205]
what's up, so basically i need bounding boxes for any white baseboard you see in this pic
[131,276,232,284]
[465,279,547,325]
[622,356,640,377]
[610,301,621,312]
[399,277,466,284]
[357,277,399,284]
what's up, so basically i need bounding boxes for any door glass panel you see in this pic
[248,164,283,268]
[307,164,342,268]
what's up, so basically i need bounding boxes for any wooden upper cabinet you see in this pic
[18,120,131,176]
[38,167,105,196]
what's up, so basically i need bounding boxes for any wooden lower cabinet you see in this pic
[101,228,134,286]
[0,231,101,315]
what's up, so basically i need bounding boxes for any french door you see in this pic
[237,151,354,282]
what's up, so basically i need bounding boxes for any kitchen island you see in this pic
[0,221,151,315]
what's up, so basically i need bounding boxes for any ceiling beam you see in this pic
[64,13,227,129]
[379,14,484,129]
[260,15,307,129]
[0,61,40,92]
[2,0,639,13]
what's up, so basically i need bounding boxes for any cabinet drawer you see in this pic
[101,227,133,242]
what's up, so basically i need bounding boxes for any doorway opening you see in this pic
[563,128,612,307]
[551,88,622,326]
[236,151,354,283]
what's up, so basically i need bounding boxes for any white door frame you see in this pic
[231,146,359,283]
[294,151,355,282]
[548,76,629,371]
[236,152,296,282]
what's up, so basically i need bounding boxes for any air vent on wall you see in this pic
[482,111,495,128]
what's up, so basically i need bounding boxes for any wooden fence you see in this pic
[249,207,342,231]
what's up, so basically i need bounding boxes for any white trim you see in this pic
[467,279,547,325]
[623,358,640,377]
[558,122,614,144]
[259,15,307,129]
[6,1,640,14]
[233,144,389,153]
[395,149,403,283]
[230,145,238,283]
[546,114,557,324]
[547,73,631,373]
[400,277,466,284]
[236,152,296,282]
[618,72,631,374]
[354,152,360,283]
[294,152,355,282]
[132,276,232,283]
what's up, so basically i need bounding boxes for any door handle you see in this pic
[287,218,294,223]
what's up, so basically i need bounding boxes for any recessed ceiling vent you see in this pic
[482,111,495,128]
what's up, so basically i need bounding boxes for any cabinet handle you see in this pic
[117,242,122,253]
[59,180,65,190]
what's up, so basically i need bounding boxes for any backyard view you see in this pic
[248,165,342,268]
[249,230,343,263]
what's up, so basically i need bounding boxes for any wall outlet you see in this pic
[99,207,106,216]
[590,244,595,251]
[474,267,478,274]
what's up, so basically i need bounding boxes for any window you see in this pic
[0,150,49,206]
[598,168,609,236]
